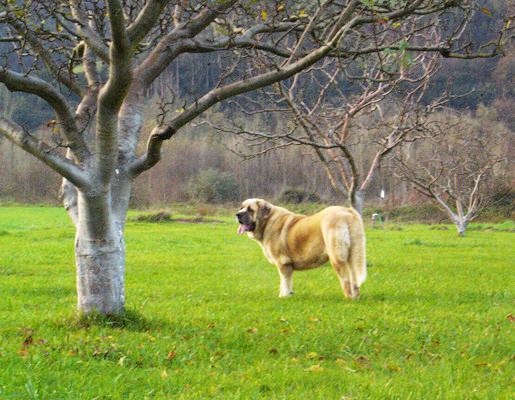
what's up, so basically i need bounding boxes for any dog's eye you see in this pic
[247,207,254,214]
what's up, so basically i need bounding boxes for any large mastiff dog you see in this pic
[236,199,366,298]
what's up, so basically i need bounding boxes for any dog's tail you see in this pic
[323,207,367,287]
[347,210,367,286]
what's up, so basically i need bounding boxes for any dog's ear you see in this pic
[259,202,271,219]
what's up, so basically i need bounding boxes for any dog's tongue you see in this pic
[238,224,249,235]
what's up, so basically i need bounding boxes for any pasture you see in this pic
[0,206,513,399]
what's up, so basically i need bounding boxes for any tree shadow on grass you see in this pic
[55,308,173,333]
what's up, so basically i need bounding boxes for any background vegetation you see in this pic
[0,1,512,211]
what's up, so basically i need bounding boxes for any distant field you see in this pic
[0,206,513,399]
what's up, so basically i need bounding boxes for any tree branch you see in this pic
[129,1,363,177]
[69,0,110,63]
[2,12,84,96]
[128,125,176,177]
[134,0,238,86]
[94,0,132,185]
[127,0,172,47]
[0,68,90,162]
[0,118,91,190]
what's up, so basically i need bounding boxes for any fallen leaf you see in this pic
[278,317,286,322]
[506,313,514,323]
[22,336,34,347]
[246,327,258,333]
[277,4,285,13]
[161,369,168,379]
[355,356,371,368]
[480,7,492,17]
[307,352,318,359]
[117,355,127,366]
[305,364,324,372]
[474,362,491,367]
[269,348,278,354]
[310,316,320,322]
[167,350,177,360]
[21,328,33,336]
[19,349,30,356]
[387,364,402,371]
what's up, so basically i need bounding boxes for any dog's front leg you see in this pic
[277,264,294,297]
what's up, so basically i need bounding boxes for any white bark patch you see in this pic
[76,235,125,314]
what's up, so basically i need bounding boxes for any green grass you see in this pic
[0,206,513,399]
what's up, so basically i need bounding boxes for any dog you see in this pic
[236,199,366,298]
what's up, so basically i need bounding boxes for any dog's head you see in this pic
[236,198,272,237]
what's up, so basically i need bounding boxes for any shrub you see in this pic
[188,169,240,203]
[129,211,172,223]
[278,188,320,204]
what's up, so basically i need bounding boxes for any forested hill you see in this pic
[0,0,511,130]
[0,1,512,208]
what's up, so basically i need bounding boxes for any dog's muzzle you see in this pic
[236,211,255,234]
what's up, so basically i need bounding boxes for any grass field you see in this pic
[0,206,513,399]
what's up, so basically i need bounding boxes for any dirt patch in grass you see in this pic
[173,217,224,224]
[129,211,224,224]
[130,211,173,223]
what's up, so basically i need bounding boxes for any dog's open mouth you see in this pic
[237,224,251,234]
[237,221,256,234]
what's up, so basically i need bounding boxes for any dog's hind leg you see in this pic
[331,260,360,299]
[325,222,361,299]
[277,264,294,297]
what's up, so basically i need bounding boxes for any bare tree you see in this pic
[0,1,509,314]
[223,47,447,213]
[394,113,505,235]
[209,7,511,213]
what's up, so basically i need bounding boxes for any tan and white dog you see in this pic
[236,199,366,298]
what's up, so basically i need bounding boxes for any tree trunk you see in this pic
[351,190,364,216]
[75,190,126,314]
[455,218,468,237]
